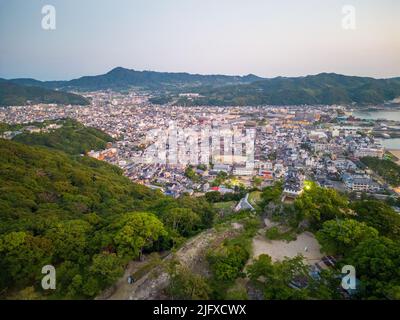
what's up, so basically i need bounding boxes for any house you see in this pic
[233,166,254,176]
[342,173,380,192]
[210,186,234,194]
[354,147,384,159]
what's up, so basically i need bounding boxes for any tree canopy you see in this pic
[294,184,349,230]
[0,139,216,299]
[316,219,379,255]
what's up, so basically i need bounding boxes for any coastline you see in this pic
[388,149,400,164]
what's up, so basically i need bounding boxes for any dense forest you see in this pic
[12,119,114,155]
[172,73,400,106]
[9,67,261,91]
[0,138,215,299]
[1,121,400,300]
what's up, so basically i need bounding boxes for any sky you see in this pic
[0,0,399,80]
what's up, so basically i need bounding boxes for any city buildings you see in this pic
[0,92,392,199]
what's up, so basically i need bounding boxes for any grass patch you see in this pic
[215,209,255,225]
[248,191,261,206]
[213,201,236,216]
[265,226,298,242]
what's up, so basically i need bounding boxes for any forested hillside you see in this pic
[12,119,114,155]
[0,139,215,299]
[172,73,400,106]
[9,67,261,91]
[0,80,89,106]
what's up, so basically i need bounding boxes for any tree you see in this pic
[316,219,379,255]
[89,252,124,286]
[294,185,349,230]
[167,265,210,300]
[197,164,207,171]
[260,181,282,207]
[0,138,216,299]
[252,176,262,188]
[0,231,53,288]
[217,171,228,180]
[161,208,201,237]
[205,191,222,203]
[66,274,83,298]
[45,219,92,263]
[114,212,166,259]
[360,157,400,187]
[207,243,249,282]
[184,165,200,182]
[82,276,101,297]
[211,171,228,186]
[247,254,342,300]
[246,254,275,282]
[351,200,400,240]
[177,195,216,229]
[346,236,400,299]
[247,254,310,300]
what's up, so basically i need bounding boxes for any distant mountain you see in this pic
[0,80,89,106]
[9,67,263,91]
[6,69,400,106]
[172,73,400,106]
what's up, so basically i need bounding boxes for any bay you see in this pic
[353,110,400,121]
[352,110,400,150]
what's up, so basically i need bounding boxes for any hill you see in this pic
[9,67,262,91]
[12,119,114,154]
[0,80,90,106]
[0,133,215,299]
[7,69,400,105]
[172,73,400,106]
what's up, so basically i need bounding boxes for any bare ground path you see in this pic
[97,225,238,300]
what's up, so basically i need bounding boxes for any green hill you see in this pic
[12,119,113,155]
[9,67,262,91]
[172,73,400,106]
[0,136,215,299]
[9,69,400,105]
[0,80,89,106]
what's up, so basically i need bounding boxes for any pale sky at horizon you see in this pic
[0,0,399,80]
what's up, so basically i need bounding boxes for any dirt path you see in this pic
[99,226,237,300]
[96,258,149,300]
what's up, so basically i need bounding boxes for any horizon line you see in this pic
[2,66,400,82]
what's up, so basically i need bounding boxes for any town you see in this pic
[0,90,396,204]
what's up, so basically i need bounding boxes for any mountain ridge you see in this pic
[3,68,400,106]
[0,80,90,107]
[8,67,264,91]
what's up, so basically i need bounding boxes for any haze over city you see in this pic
[0,0,399,80]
